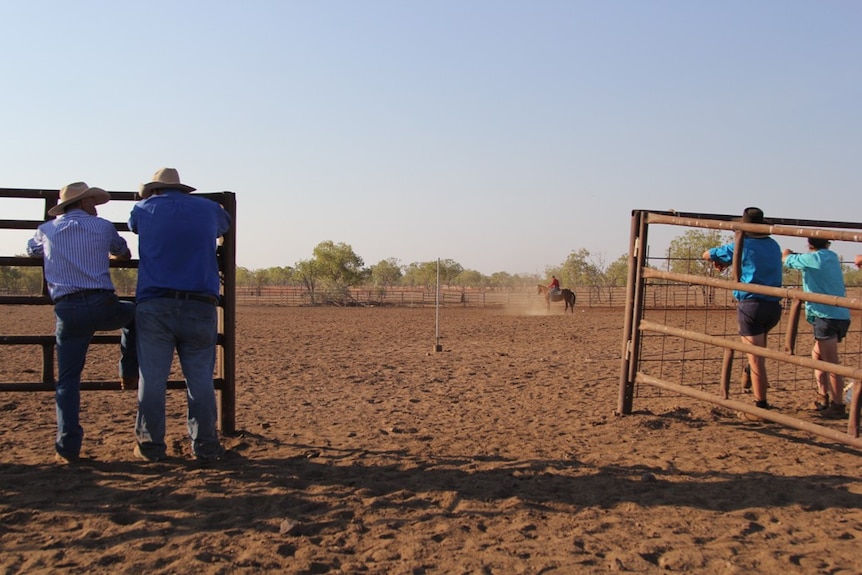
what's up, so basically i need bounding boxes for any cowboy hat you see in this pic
[808,237,831,250]
[734,206,771,237]
[139,167,196,198]
[48,182,110,216]
[738,207,769,225]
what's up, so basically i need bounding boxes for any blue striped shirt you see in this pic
[27,209,129,301]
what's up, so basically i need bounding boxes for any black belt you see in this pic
[159,290,220,306]
[55,289,113,303]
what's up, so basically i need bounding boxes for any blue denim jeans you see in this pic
[134,297,222,460]
[54,290,136,459]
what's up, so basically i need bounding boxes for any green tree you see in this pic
[844,264,862,287]
[267,266,294,286]
[0,265,21,292]
[402,261,438,289]
[782,264,802,288]
[294,259,319,298]
[595,253,633,305]
[312,241,367,289]
[604,253,629,287]
[235,266,254,287]
[438,258,463,288]
[251,268,273,294]
[370,258,403,288]
[553,248,603,288]
[2,261,44,294]
[1,256,44,294]
[110,267,137,295]
[513,273,542,290]
[454,269,487,289]
[489,271,515,289]
[666,229,730,276]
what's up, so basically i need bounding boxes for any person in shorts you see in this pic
[783,237,851,419]
[703,207,783,415]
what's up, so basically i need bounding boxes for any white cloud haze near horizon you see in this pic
[2,1,861,276]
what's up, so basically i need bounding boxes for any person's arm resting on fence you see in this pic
[703,247,730,272]
[26,231,45,258]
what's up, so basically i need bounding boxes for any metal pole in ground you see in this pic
[434,258,443,352]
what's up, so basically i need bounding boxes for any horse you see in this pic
[537,284,576,313]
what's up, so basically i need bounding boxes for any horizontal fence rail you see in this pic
[0,187,238,434]
[620,209,862,449]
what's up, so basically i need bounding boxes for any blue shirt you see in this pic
[129,189,231,302]
[708,236,782,301]
[783,249,851,321]
[26,209,129,301]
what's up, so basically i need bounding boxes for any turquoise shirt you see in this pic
[783,249,851,321]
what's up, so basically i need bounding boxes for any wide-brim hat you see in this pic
[808,237,831,250]
[735,206,771,237]
[139,167,196,199]
[48,182,110,216]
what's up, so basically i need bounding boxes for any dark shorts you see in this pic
[812,317,850,341]
[737,298,782,337]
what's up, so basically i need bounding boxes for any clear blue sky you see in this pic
[2,1,860,275]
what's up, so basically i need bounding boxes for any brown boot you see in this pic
[121,376,139,391]
[809,394,829,411]
[821,402,847,420]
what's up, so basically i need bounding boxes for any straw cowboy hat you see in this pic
[48,182,110,216]
[139,167,196,199]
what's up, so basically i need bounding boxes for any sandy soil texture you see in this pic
[1,304,861,574]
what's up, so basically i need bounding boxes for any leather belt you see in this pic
[159,290,219,306]
[54,289,113,303]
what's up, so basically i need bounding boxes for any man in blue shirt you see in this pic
[27,182,136,464]
[703,207,783,418]
[784,237,851,419]
[130,168,231,463]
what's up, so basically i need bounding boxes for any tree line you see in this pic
[665,230,862,286]
[232,235,862,296]
[234,241,633,301]
[4,233,862,296]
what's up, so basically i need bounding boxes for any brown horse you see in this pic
[537,284,576,313]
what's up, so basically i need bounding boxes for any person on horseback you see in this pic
[548,275,561,297]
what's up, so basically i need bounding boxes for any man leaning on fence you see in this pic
[130,168,231,464]
[702,207,783,421]
[27,182,137,464]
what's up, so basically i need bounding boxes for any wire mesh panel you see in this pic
[619,210,862,449]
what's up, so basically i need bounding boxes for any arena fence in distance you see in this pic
[234,285,862,308]
[234,286,634,307]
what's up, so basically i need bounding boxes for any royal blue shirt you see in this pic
[27,209,128,301]
[783,249,851,321]
[708,236,782,301]
[129,189,231,302]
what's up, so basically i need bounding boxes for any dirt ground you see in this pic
[1,304,861,574]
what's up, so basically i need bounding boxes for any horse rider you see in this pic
[548,275,561,297]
